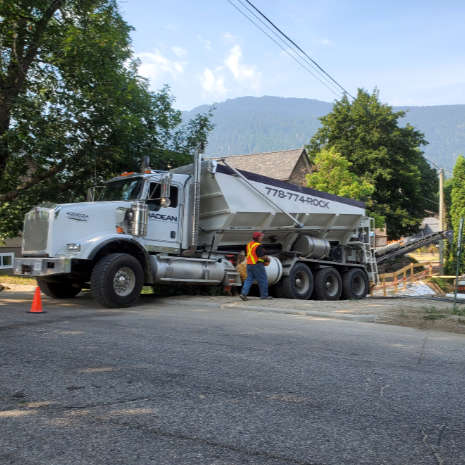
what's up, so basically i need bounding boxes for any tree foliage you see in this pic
[307,89,437,239]
[306,147,375,200]
[446,155,465,274]
[306,147,385,227]
[0,0,212,239]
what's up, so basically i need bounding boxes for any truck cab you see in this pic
[101,171,190,253]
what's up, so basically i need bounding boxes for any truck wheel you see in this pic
[276,263,313,299]
[314,267,342,300]
[37,278,82,298]
[342,268,369,299]
[91,253,144,308]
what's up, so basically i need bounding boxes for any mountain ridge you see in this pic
[182,96,465,171]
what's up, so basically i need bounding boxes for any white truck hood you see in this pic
[22,201,135,258]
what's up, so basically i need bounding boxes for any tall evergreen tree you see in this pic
[446,155,465,274]
[307,89,437,239]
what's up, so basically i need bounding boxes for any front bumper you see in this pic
[14,257,72,277]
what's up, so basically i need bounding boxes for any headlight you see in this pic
[66,243,81,252]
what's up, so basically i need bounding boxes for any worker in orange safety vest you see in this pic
[240,231,272,300]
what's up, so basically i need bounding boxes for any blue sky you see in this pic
[118,0,465,110]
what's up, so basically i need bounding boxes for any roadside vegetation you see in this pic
[445,155,465,274]
[429,277,454,294]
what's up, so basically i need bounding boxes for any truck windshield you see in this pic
[99,178,143,201]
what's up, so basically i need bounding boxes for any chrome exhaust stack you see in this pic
[184,144,203,255]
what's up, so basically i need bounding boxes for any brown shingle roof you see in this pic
[217,148,307,181]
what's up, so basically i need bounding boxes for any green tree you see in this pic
[307,89,437,239]
[446,155,465,274]
[0,1,212,239]
[306,147,384,227]
[306,147,375,200]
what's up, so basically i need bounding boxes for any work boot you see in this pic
[260,296,273,299]
[239,294,248,301]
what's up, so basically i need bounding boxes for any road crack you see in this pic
[422,426,446,465]
[379,384,390,397]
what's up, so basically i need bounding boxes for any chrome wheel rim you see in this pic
[113,267,136,297]
[295,271,310,294]
[325,275,339,297]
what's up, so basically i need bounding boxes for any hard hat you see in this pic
[253,232,263,240]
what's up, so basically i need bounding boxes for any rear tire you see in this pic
[276,263,313,299]
[314,267,342,300]
[342,268,369,299]
[37,278,82,299]
[91,253,144,308]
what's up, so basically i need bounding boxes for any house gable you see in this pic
[218,148,310,185]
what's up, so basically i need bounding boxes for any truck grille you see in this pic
[23,208,50,254]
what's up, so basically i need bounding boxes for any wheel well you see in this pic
[91,240,151,283]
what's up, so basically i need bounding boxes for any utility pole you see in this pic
[439,168,446,274]
[439,168,446,230]
[454,217,464,311]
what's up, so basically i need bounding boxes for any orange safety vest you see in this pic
[246,241,264,265]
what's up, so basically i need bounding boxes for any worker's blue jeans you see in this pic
[241,263,268,298]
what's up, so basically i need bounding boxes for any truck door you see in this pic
[145,182,181,251]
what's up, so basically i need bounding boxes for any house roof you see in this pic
[420,216,441,234]
[217,148,308,181]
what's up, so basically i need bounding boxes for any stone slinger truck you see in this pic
[14,153,378,307]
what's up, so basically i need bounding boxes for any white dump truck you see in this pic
[14,153,378,307]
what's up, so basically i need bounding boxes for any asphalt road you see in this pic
[1,292,465,465]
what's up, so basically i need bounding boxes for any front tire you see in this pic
[91,253,144,308]
[37,278,82,299]
[276,263,313,299]
[314,267,342,300]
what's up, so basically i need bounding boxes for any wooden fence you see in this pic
[371,262,433,296]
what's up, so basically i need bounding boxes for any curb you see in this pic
[156,298,378,323]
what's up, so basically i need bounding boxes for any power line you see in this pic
[233,0,343,97]
[228,0,343,98]
[423,155,453,176]
[235,0,355,100]
[226,0,342,98]
[230,0,341,97]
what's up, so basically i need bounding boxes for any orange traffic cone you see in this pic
[28,287,46,314]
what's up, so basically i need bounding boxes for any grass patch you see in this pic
[0,275,36,285]
[423,306,447,320]
[452,306,465,317]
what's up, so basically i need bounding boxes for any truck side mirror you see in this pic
[160,174,172,208]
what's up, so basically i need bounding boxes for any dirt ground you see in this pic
[369,297,465,334]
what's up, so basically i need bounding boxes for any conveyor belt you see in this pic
[375,231,448,264]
